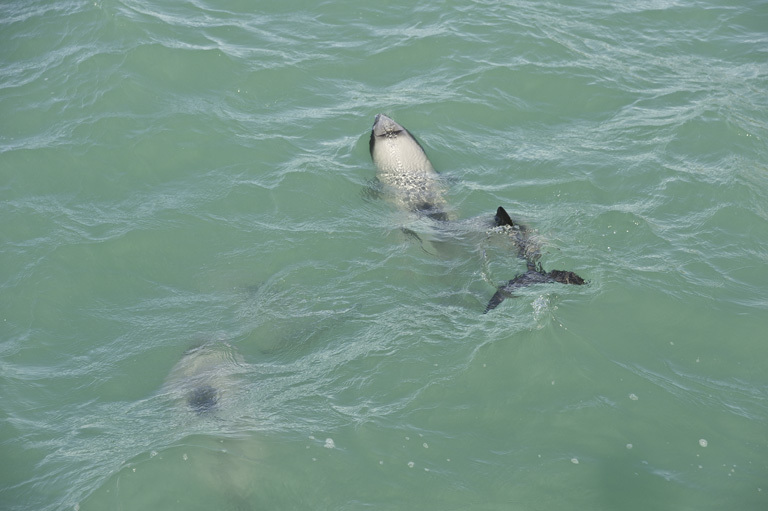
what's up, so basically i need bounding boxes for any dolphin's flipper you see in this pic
[484,265,586,313]
[427,210,450,222]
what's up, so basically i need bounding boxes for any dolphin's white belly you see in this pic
[370,114,447,219]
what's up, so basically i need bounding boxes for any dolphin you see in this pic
[368,113,586,312]
[162,341,244,415]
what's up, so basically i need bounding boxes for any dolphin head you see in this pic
[371,113,404,139]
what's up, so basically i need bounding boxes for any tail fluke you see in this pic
[484,265,586,313]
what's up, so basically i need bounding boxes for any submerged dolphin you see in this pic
[368,113,586,311]
[163,341,244,415]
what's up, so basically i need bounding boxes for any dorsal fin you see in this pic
[494,206,515,227]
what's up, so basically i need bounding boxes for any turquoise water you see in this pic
[2,0,768,509]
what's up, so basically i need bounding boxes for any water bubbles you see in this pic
[324,438,335,449]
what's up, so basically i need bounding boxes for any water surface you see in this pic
[2,0,767,509]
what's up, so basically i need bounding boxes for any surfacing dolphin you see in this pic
[368,113,586,312]
[369,113,449,221]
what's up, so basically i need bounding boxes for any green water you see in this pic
[2,0,767,509]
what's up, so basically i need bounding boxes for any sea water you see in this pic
[1,0,767,509]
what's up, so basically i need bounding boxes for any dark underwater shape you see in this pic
[187,384,219,414]
[484,264,586,313]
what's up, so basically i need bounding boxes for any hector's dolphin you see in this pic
[368,113,585,312]
[162,341,245,415]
